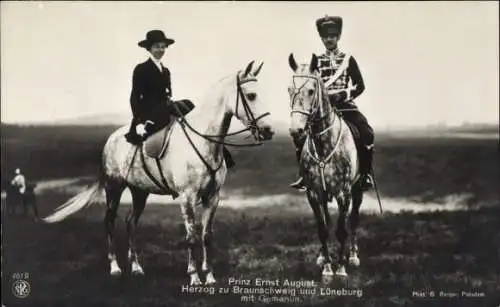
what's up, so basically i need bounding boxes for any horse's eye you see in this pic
[308,89,315,96]
[247,93,256,101]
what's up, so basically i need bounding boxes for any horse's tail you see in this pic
[42,178,105,223]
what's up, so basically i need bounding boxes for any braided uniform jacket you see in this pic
[318,50,365,103]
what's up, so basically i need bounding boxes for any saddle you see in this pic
[143,99,196,159]
[144,120,176,159]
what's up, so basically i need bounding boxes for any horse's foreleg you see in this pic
[181,197,201,285]
[349,184,363,268]
[335,192,351,277]
[126,186,149,275]
[104,181,125,277]
[307,192,333,277]
[201,193,219,285]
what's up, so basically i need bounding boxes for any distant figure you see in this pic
[290,15,375,191]
[24,183,39,219]
[9,169,38,218]
[124,29,234,167]
[11,168,26,195]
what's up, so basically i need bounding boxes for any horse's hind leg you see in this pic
[349,183,363,268]
[126,186,149,275]
[201,193,219,285]
[104,178,125,277]
[335,192,351,277]
[181,194,202,286]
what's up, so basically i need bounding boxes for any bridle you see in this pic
[290,74,335,136]
[174,73,270,147]
[172,72,270,173]
[289,73,344,192]
[132,72,272,196]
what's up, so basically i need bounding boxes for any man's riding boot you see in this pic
[223,146,235,169]
[125,118,142,145]
[361,145,374,191]
[290,137,307,190]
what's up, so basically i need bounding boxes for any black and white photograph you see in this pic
[1,1,499,306]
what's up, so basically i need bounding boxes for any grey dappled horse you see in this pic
[43,61,274,285]
[288,54,364,278]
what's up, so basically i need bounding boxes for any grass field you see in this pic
[1,124,499,306]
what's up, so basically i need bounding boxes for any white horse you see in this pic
[43,61,274,286]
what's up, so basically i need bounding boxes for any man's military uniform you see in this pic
[291,16,375,190]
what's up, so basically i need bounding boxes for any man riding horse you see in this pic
[290,15,375,191]
[125,30,235,167]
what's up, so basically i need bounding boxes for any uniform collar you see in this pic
[325,47,340,58]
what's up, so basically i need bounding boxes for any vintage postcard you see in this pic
[1,1,498,306]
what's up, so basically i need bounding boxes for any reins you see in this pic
[290,73,384,214]
[134,72,271,190]
[173,74,270,148]
[290,74,343,192]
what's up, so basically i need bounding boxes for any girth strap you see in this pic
[139,146,178,198]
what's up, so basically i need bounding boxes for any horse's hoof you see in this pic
[316,255,326,267]
[131,262,145,276]
[335,266,348,277]
[110,261,122,277]
[205,272,217,285]
[322,263,334,277]
[349,256,360,268]
[190,273,202,286]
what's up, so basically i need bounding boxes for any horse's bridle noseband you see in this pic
[290,74,327,129]
[235,74,270,143]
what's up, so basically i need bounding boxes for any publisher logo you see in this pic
[12,280,31,298]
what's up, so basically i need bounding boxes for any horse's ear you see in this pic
[288,53,298,72]
[310,53,319,73]
[243,60,255,77]
[253,61,264,76]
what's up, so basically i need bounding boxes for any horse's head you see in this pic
[227,61,274,141]
[287,53,329,139]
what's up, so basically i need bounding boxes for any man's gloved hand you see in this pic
[330,91,348,105]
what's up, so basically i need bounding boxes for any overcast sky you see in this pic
[1,1,498,129]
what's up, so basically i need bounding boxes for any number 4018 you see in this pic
[12,272,29,279]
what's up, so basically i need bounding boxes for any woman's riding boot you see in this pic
[125,118,142,145]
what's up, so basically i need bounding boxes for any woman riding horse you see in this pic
[125,30,176,144]
[125,30,235,167]
[290,16,375,191]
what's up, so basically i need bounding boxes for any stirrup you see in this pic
[361,174,374,190]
